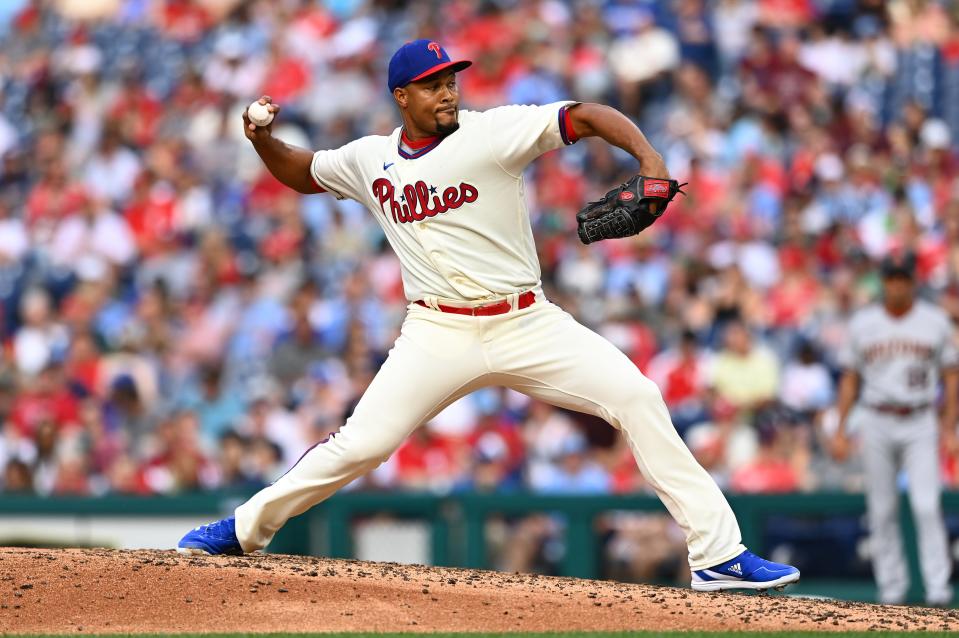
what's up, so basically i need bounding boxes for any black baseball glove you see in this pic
[576,175,686,244]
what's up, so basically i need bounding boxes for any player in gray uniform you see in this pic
[831,252,959,606]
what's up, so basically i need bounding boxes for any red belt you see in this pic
[867,403,932,417]
[415,291,536,316]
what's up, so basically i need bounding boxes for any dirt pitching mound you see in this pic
[1,547,956,633]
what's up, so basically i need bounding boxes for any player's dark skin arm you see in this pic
[831,369,860,461]
[242,96,318,195]
[568,103,669,179]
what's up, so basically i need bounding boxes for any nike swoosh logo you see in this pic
[383,162,394,170]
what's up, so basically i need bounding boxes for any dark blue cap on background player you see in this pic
[880,251,916,279]
[387,39,472,93]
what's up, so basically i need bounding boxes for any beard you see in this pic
[436,110,460,137]
[435,115,459,136]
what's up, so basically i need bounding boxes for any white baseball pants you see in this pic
[234,293,745,569]
[855,406,952,604]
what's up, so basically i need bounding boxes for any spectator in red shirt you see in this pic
[155,0,210,43]
[141,411,215,494]
[767,247,820,328]
[394,426,462,492]
[10,364,80,439]
[108,75,163,148]
[104,453,151,495]
[25,160,87,236]
[259,40,311,105]
[466,412,525,475]
[730,407,802,493]
[646,329,710,433]
[123,172,179,257]
[534,151,586,216]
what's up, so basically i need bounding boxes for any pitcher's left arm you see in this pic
[567,104,684,244]
[568,103,668,179]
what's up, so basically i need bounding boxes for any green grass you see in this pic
[6,633,958,637]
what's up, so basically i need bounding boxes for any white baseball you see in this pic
[247,100,274,127]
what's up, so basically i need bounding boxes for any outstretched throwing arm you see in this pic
[243,96,322,195]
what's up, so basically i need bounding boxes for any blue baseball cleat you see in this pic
[177,516,244,556]
[691,549,800,591]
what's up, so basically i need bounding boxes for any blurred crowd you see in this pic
[1,0,959,506]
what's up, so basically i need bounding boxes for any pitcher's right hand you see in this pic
[243,96,280,142]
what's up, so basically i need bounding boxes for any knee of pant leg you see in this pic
[637,376,665,403]
[606,376,666,428]
[622,376,665,413]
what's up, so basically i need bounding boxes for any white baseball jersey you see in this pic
[309,101,576,302]
[838,300,959,406]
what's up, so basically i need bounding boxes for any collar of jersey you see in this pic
[398,128,444,159]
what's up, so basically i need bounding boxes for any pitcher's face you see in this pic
[394,69,460,136]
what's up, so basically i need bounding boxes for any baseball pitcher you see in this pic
[177,40,799,591]
[831,252,959,605]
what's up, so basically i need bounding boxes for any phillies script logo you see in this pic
[643,179,670,197]
[372,178,478,224]
[427,42,442,59]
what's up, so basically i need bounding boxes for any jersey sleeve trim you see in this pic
[308,170,327,194]
[483,101,580,180]
[559,103,580,145]
[310,151,346,200]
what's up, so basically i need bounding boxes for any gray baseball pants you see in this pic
[856,406,952,605]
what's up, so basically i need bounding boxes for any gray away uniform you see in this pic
[839,300,959,604]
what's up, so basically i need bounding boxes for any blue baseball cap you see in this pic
[388,39,472,93]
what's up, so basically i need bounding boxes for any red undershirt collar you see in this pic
[401,129,440,149]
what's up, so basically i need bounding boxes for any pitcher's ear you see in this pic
[393,87,408,108]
